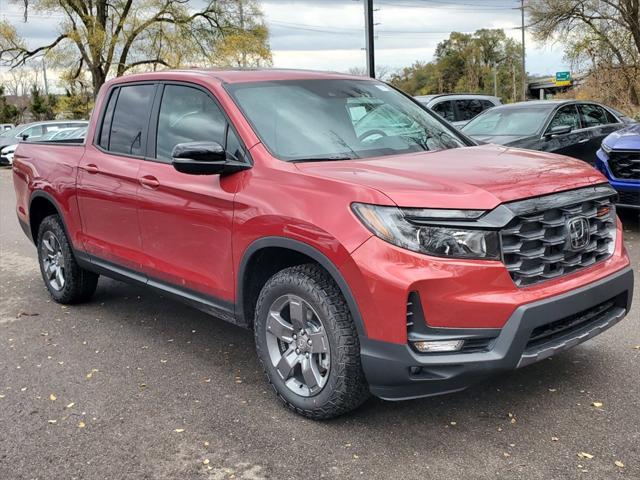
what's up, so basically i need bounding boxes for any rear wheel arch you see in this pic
[236,237,367,337]
[29,192,66,244]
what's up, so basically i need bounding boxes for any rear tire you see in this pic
[37,215,99,304]
[254,264,369,419]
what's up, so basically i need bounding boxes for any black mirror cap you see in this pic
[546,125,572,137]
[171,141,251,176]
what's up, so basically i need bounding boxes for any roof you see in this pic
[489,100,574,110]
[415,93,501,102]
[110,68,369,86]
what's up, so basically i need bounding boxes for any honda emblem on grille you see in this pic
[566,216,590,251]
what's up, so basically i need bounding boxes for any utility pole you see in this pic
[364,0,375,78]
[520,0,526,100]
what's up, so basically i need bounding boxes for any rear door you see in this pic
[540,104,589,160]
[76,83,156,271]
[578,103,623,164]
[136,82,247,304]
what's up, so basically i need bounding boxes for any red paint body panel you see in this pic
[12,69,631,351]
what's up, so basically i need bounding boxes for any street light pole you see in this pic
[364,0,375,78]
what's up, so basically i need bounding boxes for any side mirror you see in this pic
[21,134,29,141]
[171,141,250,175]
[545,125,572,138]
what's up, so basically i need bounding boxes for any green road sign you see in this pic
[555,71,571,86]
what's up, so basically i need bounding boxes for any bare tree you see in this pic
[0,0,271,97]
[527,0,640,105]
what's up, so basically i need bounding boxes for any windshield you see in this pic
[462,107,551,136]
[226,79,466,161]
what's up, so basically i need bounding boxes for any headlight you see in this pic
[351,203,500,259]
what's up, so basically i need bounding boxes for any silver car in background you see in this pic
[415,93,501,129]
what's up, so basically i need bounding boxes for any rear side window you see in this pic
[432,101,455,122]
[107,84,155,156]
[155,85,227,163]
[579,104,614,128]
[455,99,486,122]
[480,100,496,110]
[98,90,118,149]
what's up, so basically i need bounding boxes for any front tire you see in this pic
[254,264,369,419]
[37,215,99,304]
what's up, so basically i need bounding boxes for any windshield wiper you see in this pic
[291,155,355,163]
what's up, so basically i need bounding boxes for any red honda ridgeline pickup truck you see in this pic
[13,70,634,419]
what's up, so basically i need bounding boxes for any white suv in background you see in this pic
[415,94,501,129]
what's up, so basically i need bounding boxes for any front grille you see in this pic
[617,190,640,206]
[501,194,616,287]
[525,299,617,351]
[609,151,640,180]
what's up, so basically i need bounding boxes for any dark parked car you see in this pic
[596,124,640,208]
[461,100,634,165]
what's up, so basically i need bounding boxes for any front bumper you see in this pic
[595,149,640,208]
[361,266,633,401]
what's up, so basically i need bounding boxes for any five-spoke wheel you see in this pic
[265,294,330,396]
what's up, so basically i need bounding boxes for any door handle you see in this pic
[139,175,160,189]
[578,138,589,144]
[84,164,99,174]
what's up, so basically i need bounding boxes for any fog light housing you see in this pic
[412,340,464,353]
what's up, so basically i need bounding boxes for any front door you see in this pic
[76,83,156,271]
[541,104,590,161]
[136,83,248,304]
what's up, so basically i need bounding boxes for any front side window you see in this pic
[108,84,155,156]
[20,125,44,140]
[579,104,613,128]
[155,85,227,163]
[547,105,581,132]
[432,101,455,122]
[226,79,466,162]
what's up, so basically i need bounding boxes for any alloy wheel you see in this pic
[265,294,330,397]
[41,231,65,291]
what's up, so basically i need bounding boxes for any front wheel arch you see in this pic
[236,237,367,338]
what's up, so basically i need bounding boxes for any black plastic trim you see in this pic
[361,266,633,401]
[237,236,367,336]
[75,251,238,325]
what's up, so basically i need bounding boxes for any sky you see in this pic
[0,0,569,90]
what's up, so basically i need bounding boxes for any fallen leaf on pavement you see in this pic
[551,437,559,442]
[203,459,210,465]
[49,394,57,401]
[578,452,594,459]
[66,402,75,409]
[48,420,57,424]
[614,460,624,468]
[591,402,603,408]
[174,428,185,433]
[78,421,86,428]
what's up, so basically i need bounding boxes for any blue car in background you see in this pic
[596,124,640,208]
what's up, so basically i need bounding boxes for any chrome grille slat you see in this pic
[501,193,616,287]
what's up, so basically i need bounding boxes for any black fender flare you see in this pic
[29,191,70,244]
[236,236,368,338]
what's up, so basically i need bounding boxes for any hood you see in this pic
[465,134,531,146]
[602,123,640,151]
[295,144,606,210]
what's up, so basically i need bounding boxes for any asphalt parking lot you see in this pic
[0,167,638,480]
